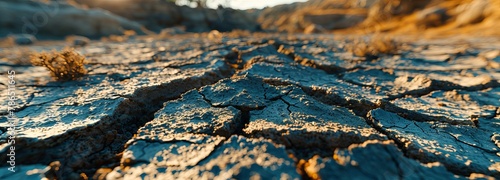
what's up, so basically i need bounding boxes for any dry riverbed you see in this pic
[0,34,499,179]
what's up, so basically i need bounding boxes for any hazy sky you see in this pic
[188,0,307,10]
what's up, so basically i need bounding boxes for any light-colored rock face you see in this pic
[0,0,145,38]
[257,0,500,36]
[0,34,499,179]
[72,0,259,32]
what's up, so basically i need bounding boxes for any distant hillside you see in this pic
[2,0,499,39]
[72,0,259,33]
[0,0,259,39]
[0,0,147,38]
[256,0,500,36]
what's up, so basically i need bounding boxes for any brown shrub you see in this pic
[30,48,87,81]
[345,35,399,58]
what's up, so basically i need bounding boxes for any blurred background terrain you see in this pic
[1,0,499,42]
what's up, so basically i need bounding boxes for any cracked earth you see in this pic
[0,34,499,179]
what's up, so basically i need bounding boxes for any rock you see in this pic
[365,0,432,24]
[74,0,259,32]
[304,24,327,34]
[7,34,37,45]
[75,0,182,32]
[66,35,90,46]
[350,0,378,8]
[304,140,459,179]
[159,26,186,36]
[207,30,222,40]
[416,7,449,28]
[481,50,500,68]
[455,0,489,27]
[257,0,369,32]
[480,50,500,60]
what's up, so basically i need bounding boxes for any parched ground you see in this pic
[0,34,499,179]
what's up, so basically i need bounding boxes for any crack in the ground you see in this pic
[365,112,411,162]
[190,138,227,167]
[233,108,250,136]
[444,131,499,154]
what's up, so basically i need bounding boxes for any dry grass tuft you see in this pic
[345,35,399,59]
[30,48,87,81]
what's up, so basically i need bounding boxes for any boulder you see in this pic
[159,26,186,37]
[416,7,449,28]
[66,35,90,46]
[454,0,489,27]
[304,24,327,34]
[7,34,37,45]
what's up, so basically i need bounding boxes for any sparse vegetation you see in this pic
[345,35,399,59]
[30,48,87,81]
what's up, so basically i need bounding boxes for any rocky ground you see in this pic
[0,34,499,179]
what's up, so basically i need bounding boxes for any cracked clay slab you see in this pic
[108,135,301,180]
[303,140,461,180]
[368,109,500,178]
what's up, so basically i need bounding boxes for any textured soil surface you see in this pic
[0,34,499,179]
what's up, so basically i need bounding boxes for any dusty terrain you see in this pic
[0,33,499,179]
